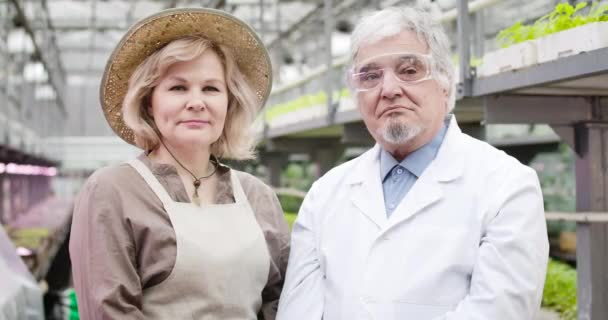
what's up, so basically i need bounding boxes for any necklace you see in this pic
[158,138,217,206]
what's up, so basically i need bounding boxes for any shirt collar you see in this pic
[380,115,451,181]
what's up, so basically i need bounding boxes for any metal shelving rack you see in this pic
[472,47,608,96]
[10,0,66,115]
[457,1,608,318]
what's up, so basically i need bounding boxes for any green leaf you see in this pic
[542,259,578,320]
[494,1,607,47]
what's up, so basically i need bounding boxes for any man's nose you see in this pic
[380,70,403,100]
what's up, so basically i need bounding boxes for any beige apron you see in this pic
[128,159,270,319]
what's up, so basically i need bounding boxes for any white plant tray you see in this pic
[477,40,538,77]
[537,22,608,63]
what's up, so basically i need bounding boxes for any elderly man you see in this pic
[277,6,549,320]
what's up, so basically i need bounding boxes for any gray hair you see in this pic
[349,6,456,112]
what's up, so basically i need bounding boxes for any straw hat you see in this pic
[100,8,272,145]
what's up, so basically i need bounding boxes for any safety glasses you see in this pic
[348,52,435,92]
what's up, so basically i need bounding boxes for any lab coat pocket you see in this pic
[363,300,453,320]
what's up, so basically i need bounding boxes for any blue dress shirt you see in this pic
[380,120,449,217]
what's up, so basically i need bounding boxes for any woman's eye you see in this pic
[169,85,187,91]
[203,86,220,92]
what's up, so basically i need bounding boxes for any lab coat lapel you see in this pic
[383,118,465,231]
[348,145,387,229]
[383,170,443,233]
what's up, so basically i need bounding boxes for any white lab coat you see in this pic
[277,118,549,320]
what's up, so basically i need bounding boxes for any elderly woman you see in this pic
[69,8,290,320]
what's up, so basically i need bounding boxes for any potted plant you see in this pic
[536,2,608,63]
[477,21,540,77]
[477,2,608,77]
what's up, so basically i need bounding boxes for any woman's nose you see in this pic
[186,93,205,110]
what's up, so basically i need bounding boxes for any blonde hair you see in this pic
[122,36,259,159]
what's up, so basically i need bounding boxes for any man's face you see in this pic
[352,31,448,149]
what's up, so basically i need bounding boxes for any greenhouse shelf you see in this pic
[470,47,608,97]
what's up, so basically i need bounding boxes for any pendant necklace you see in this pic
[158,139,217,206]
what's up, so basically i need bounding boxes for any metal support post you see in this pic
[457,0,472,98]
[313,147,344,178]
[273,0,282,83]
[259,0,265,41]
[323,0,335,123]
[0,175,4,224]
[574,122,608,320]
[262,152,288,188]
[342,122,375,146]
[9,175,19,218]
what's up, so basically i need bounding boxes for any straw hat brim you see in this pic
[100,8,272,146]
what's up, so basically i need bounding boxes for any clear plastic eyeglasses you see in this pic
[348,52,435,92]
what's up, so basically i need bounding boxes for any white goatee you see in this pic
[377,116,425,145]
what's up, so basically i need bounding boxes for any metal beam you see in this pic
[440,0,503,23]
[483,95,607,125]
[60,67,105,75]
[210,0,226,9]
[266,117,333,138]
[266,137,341,153]
[57,46,113,53]
[266,2,323,49]
[334,109,361,124]
[546,212,608,223]
[267,0,370,50]
[38,24,127,32]
[10,0,67,116]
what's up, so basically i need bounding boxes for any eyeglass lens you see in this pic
[352,54,430,90]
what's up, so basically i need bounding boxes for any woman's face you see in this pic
[149,49,228,149]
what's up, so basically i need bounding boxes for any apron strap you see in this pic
[229,170,248,204]
[127,159,173,207]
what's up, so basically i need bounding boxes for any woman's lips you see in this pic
[179,120,209,128]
